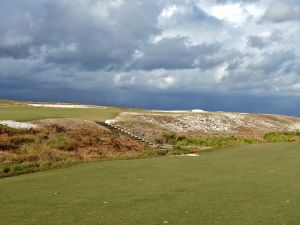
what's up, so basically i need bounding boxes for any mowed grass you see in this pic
[1,143,300,225]
[0,106,125,122]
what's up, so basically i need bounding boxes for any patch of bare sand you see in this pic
[111,112,300,140]
[28,103,106,109]
[0,120,37,129]
[33,118,109,131]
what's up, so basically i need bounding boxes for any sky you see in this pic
[0,0,300,115]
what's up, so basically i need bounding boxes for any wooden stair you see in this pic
[97,121,166,149]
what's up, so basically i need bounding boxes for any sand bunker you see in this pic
[174,153,199,157]
[289,123,300,131]
[28,104,106,109]
[150,109,207,113]
[0,120,37,129]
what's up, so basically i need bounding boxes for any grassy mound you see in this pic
[0,122,151,177]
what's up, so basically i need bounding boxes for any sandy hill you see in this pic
[108,111,300,141]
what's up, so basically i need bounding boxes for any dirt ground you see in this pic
[32,118,146,160]
[1,118,146,163]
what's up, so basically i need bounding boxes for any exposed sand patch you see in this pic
[28,104,106,109]
[289,123,300,131]
[33,118,109,131]
[112,111,300,137]
[105,119,116,125]
[0,120,37,129]
[150,110,191,113]
[150,109,207,113]
[174,153,199,157]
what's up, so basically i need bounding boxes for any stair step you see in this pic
[97,121,160,148]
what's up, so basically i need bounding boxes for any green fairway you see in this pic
[0,106,124,122]
[1,143,300,225]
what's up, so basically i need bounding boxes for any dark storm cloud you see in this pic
[0,0,300,115]
[132,37,221,70]
[0,0,161,70]
[0,0,224,72]
[42,1,161,70]
[247,50,296,75]
[0,46,30,59]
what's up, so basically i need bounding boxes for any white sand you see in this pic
[115,111,300,134]
[175,153,199,157]
[28,104,106,109]
[0,120,37,129]
[150,109,207,113]
[191,109,208,113]
[105,119,116,124]
[150,110,190,113]
[289,123,300,131]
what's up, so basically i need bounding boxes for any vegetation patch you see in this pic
[0,120,152,177]
[162,131,300,155]
[162,132,258,154]
[45,134,75,151]
[263,131,300,143]
[2,119,300,177]
[0,105,125,122]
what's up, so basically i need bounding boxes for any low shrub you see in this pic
[163,132,186,145]
[163,132,259,150]
[45,134,75,151]
[2,166,10,173]
[263,132,300,143]
[169,145,195,155]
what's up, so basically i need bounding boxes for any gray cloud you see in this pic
[261,2,300,23]
[0,0,161,70]
[0,0,300,115]
[215,0,259,4]
[247,50,296,75]
[247,32,282,49]
[132,37,221,70]
[247,36,269,49]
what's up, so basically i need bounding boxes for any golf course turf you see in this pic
[0,105,126,122]
[1,143,300,225]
